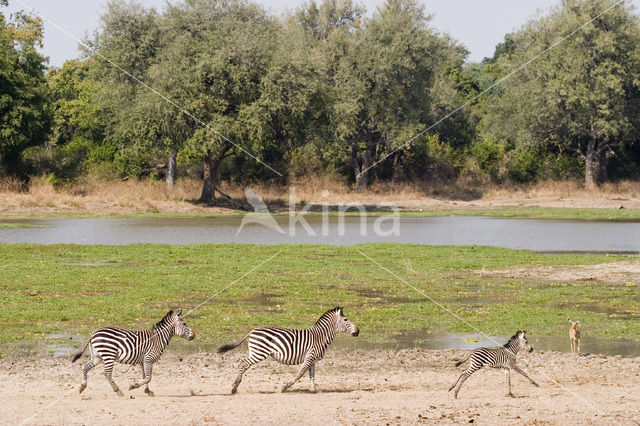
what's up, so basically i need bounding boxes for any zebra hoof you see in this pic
[533,382,540,388]
[281,386,289,393]
[508,392,515,398]
[231,388,237,395]
[116,390,124,397]
[145,390,155,397]
[128,384,136,390]
[78,384,86,394]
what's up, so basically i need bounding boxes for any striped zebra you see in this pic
[448,330,540,398]
[218,307,359,394]
[71,309,194,396]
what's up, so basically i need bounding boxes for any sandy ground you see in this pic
[477,260,640,284]
[2,349,639,425]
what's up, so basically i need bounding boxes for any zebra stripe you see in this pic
[218,306,359,394]
[72,309,194,396]
[448,330,540,398]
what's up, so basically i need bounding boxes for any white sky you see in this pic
[3,0,639,66]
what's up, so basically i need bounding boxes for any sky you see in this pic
[3,0,639,66]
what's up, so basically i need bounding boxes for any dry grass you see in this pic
[0,176,639,216]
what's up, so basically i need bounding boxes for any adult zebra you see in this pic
[72,309,194,396]
[218,306,359,394]
[449,330,540,398]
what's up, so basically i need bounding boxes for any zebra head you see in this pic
[172,309,195,340]
[504,330,533,354]
[334,307,359,337]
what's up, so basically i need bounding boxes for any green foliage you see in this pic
[507,147,542,184]
[3,0,640,189]
[470,138,505,181]
[480,0,640,188]
[0,9,51,177]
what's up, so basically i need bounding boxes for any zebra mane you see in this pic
[503,331,522,348]
[152,310,176,330]
[315,307,342,324]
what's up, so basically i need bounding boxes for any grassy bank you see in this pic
[1,243,638,354]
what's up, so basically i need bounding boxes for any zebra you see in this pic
[71,309,194,396]
[448,330,540,398]
[217,306,359,394]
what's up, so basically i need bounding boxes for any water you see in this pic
[1,215,639,251]
[41,329,640,358]
[333,329,640,357]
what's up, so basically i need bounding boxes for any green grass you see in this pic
[1,206,639,220]
[1,243,638,354]
[0,223,46,229]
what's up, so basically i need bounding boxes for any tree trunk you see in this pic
[352,136,376,193]
[166,148,177,189]
[199,151,217,204]
[351,144,366,192]
[584,139,597,190]
[598,148,608,184]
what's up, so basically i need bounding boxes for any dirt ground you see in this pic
[477,260,640,284]
[2,349,639,425]
[2,178,640,215]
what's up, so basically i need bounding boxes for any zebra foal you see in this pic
[449,330,539,398]
[72,309,194,396]
[218,307,359,394]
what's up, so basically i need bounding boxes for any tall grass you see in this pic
[1,175,639,215]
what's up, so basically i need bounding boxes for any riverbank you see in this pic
[2,349,638,425]
[2,178,640,220]
[1,243,638,353]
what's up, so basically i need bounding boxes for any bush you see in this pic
[507,147,542,184]
[470,138,505,181]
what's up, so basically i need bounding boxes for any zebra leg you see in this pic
[308,364,320,393]
[505,368,514,397]
[512,365,539,387]
[129,360,153,393]
[452,369,476,399]
[79,346,100,394]
[282,357,314,393]
[134,363,155,396]
[231,360,253,395]
[102,358,124,396]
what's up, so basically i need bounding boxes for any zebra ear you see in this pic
[176,309,182,316]
[337,307,344,315]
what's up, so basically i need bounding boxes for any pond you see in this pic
[1,215,639,251]
[328,329,640,357]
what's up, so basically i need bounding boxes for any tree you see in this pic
[155,0,279,203]
[482,0,640,189]
[0,7,50,178]
[89,0,161,180]
[329,0,448,191]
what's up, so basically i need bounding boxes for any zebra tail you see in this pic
[455,353,471,367]
[217,332,251,354]
[71,340,89,363]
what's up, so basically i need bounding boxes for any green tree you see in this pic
[482,0,640,188]
[330,0,449,191]
[0,6,50,178]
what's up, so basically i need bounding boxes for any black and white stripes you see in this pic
[448,330,539,398]
[72,309,194,396]
[218,306,359,394]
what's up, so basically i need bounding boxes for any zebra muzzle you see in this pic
[352,328,360,337]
